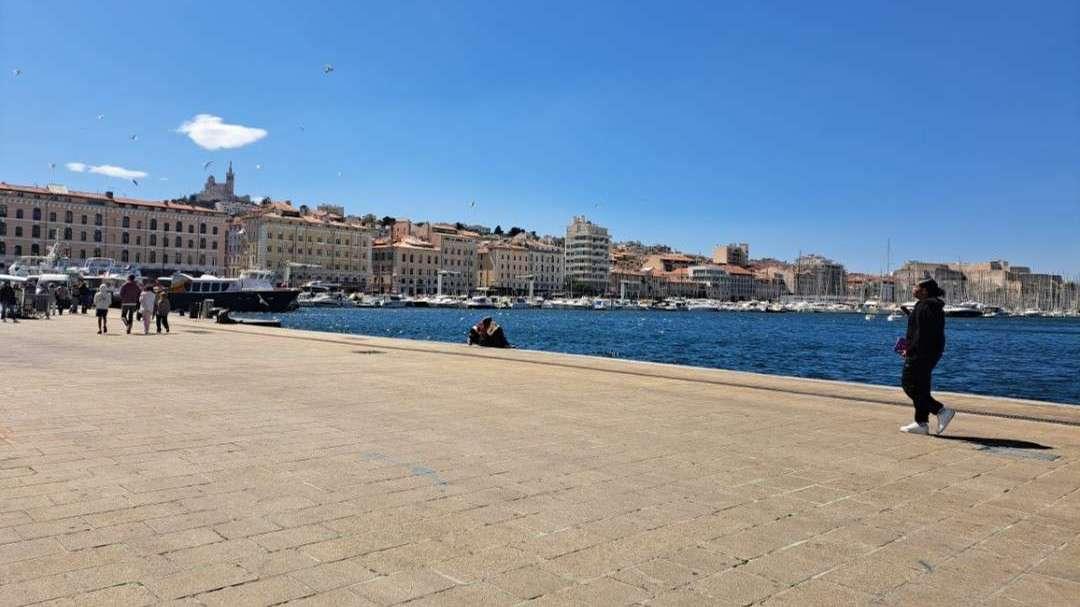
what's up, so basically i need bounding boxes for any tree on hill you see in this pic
[493,225,504,235]
[379,216,396,227]
[507,226,524,237]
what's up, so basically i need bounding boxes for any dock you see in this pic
[2,315,1079,606]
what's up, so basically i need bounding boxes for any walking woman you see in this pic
[138,285,156,335]
[898,278,956,435]
[93,284,111,334]
[155,289,171,334]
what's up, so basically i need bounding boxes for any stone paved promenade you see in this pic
[2,315,1079,606]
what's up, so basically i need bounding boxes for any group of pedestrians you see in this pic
[102,274,170,335]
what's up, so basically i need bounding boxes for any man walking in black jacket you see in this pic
[898,278,955,435]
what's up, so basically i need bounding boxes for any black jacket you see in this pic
[905,297,945,363]
[468,323,510,348]
[0,284,14,304]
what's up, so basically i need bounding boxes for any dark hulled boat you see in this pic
[167,270,300,313]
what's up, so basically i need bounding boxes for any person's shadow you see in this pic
[937,435,1052,450]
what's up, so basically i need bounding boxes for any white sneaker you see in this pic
[900,422,930,435]
[936,408,955,435]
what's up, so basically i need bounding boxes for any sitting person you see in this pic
[468,316,510,348]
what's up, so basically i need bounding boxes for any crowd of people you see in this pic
[0,274,171,335]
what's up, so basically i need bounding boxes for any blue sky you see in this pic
[2,1,1078,274]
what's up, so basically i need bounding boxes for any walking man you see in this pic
[118,275,141,334]
[0,280,17,323]
[898,278,956,435]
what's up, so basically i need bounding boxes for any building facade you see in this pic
[523,238,564,296]
[564,216,611,295]
[234,202,375,288]
[0,182,226,276]
[712,243,749,267]
[372,237,440,295]
[478,242,529,295]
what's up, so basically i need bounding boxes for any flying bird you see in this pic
[48,162,56,170]
[129,134,138,141]
[298,125,305,132]
[323,64,334,74]
[337,171,343,177]
[203,160,214,171]
[12,68,21,77]
[131,179,139,186]
[96,114,105,120]
[469,201,477,208]
[255,163,262,170]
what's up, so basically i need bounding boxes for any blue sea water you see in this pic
[255,308,1080,405]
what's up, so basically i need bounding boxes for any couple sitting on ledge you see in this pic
[467,316,510,349]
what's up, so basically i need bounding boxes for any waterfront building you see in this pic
[522,237,564,296]
[789,254,847,298]
[372,236,439,295]
[712,243,750,267]
[234,201,375,288]
[0,182,226,276]
[478,242,530,295]
[689,264,755,301]
[389,220,480,295]
[564,216,611,295]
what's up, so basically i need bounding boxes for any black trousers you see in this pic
[156,312,170,333]
[121,304,137,330]
[902,357,944,424]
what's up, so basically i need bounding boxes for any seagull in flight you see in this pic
[203,160,215,172]
[255,163,262,170]
[323,64,334,74]
[96,114,105,120]
[12,68,21,77]
[129,134,138,141]
[131,179,139,187]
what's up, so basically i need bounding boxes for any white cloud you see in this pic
[88,164,147,180]
[176,114,267,150]
[67,162,147,180]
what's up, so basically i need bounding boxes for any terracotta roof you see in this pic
[0,181,222,214]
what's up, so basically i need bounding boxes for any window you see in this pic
[94,230,102,242]
[211,241,218,250]
[174,236,181,247]
[93,247,101,257]
[65,211,73,223]
[163,253,168,264]
[14,245,22,255]
[150,218,157,230]
[33,208,41,221]
[0,242,4,255]
[175,221,182,232]
[200,223,206,234]
[94,214,102,226]
[199,238,206,249]
[122,216,130,228]
[134,253,140,263]
[80,231,86,242]
[136,236,141,246]
[121,250,129,262]
[187,255,193,265]
[188,239,194,249]
[212,226,218,235]
[122,232,129,244]
[16,209,23,219]
[188,224,194,234]
[199,254,206,265]
[150,234,156,246]
[81,214,87,224]
[149,251,156,263]
[0,205,5,217]
[164,222,170,232]
[79,249,85,259]
[0,221,4,235]
[32,225,41,238]
[31,244,40,255]
[49,211,57,222]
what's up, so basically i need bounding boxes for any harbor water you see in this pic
[254,309,1080,405]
